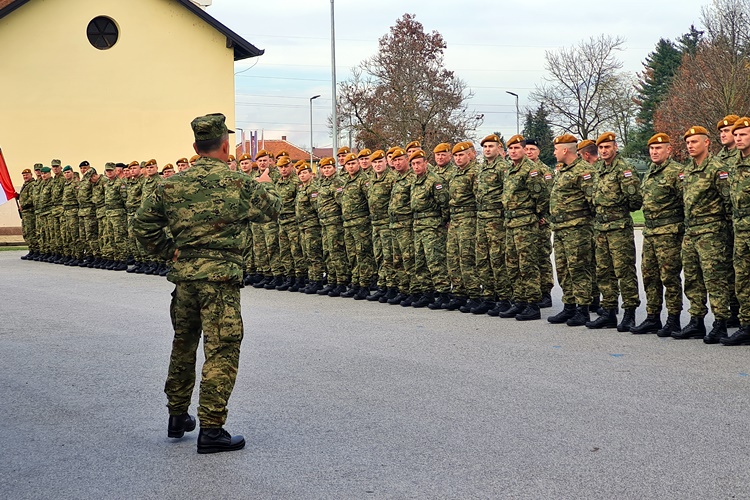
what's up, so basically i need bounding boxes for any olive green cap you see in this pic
[33,163,43,170]
[190,113,235,142]
[104,162,116,171]
[51,159,61,167]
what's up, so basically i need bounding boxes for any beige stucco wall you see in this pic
[0,0,238,228]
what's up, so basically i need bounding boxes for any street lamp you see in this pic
[330,0,338,155]
[235,127,244,155]
[310,95,321,166]
[506,91,519,135]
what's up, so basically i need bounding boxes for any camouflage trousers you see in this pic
[35,212,45,253]
[413,222,449,294]
[96,213,108,259]
[78,211,99,258]
[278,220,305,278]
[343,217,375,287]
[728,226,740,310]
[127,213,142,261]
[21,210,37,252]
[371,222,395,288]
[447,215,481,297]
[734,229,750,325]
[390,224,415,294]
[49,212,63,254]
[641,231,683,315]
[166,280,243,427]
[242,224,255,274]
[506,222,542,303]
[595,226,640,310]
[104,210,128,261]
[321,221,349,285]
[682,226,731,320]
[251,223,268,275]
[553,225,593,306]
[38,212,52,254]
[539,224,554,295]
[63,209,82,259]
[260,222,282,276]
[299,224,324,281]
[475,216,510,300]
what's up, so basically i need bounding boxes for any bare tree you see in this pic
[335,14,481,150]
[530,35,632,140]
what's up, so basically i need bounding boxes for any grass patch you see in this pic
[0,245,27,251]
[631,210,644,226]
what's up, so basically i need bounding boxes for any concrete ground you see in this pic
[2,240,749,499]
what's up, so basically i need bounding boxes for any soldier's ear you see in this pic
[192,143,199,154]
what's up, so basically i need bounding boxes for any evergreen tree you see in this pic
[522,105,555,166]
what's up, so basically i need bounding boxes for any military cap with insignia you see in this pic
[576,139,595,151]
[40,166,51,173]
[238,153,253,162]
[255,150,270,159]
[190,112,234,142]
[189,155,200,164]
[409,150,426,162]
[554,134,578,145]
[145,159,157,166]
[337,146,351,155]
[433,142,451,153]
[731,117,750,133]
[296,161,312,173]
[647,133,671,146]
[683,126,709,140]
[595,132,616,146]
[51,159,61,167]
[22,168,32,174]
[452,141,473,154]
[176,157,188,164]
[62,165,72,172]
[319,157,335,167]
[115,162,127,169]
[79,160,90,167]
[405,140,421,150]
[128,161,139,168]
[104,162,116,171]
[369,150,385,161]
[343,153,357,164]
[162,164,174,172]
[525,139,540,147]
[506,134,525,147]
[227,154,235,162]
[276,156,292,168]
[718,115,741,130]
[33,163,43,171]
[386,146,402,156]
[480,134,501,146]
[390,147,407,158]
[356,148,372,158]
[275,150,289,159]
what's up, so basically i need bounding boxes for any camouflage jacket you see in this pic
[367,169,395,226]
[431,161,455,190]
[62,178,79,209]
[125,176,144,214]
[18,179,34,211]
[92,176,107,217]
[50,175,65,216]
[448,161,478,219]
[729,153,750,232]
[314,175,343,226]
[682,153,731,235]
[339,169,370,227]
[275,174,299,224]
[474,157,505,219]
[36,178,53,215]
[549,157,594,231]
[141,175,160,209]
[388,169,415,229]
[104,176,127,212]
[501,156,550,229]
[591,153,642,231]
[77,169,96,214]
[295,179,320,230]
[133,157,281,283]
[31,177,44,208]
[641,158,684,236]
[717,146,741,170]
[411,170,449,229]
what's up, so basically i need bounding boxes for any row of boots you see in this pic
[22,251,129,271]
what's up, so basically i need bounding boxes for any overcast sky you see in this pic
[205,0,710,150]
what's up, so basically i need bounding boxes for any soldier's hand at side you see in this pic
[172,249,180,262]
[257,168,272,183]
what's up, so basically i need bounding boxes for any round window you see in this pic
[87,16,118,50]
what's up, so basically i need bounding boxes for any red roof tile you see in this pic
[236,138,319,162]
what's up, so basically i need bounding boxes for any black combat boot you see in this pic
[487,299,512,316]
[380,287,398,303]
[442,295,467,311]
[566,305,590,327]
[317,283,335,295]
[704,319,728,344]
[126,262,140,273]
[296,277,309,292]
[671,316,706,339]
[387,290,407,304]
[400,293,417,307]
[586,308,618,329]
[460,298,482,313]
[167,413,196,439]
[548,304,576,324]
[159,265,170,277]
[537,292,553,309]
[353,286,369,300]
[253,276,271,288]
[630,314,662,334]
[328,283,347,297]
[20,252,30,260]
[304,280,323,294]
[197,428,246,454]
[617,308,637,332]
[498,302,525,318]
[428,293,450,310]
[412,292,434,308]
[341,285,359,298]
[276,276,293,291]
[367,287,386,301]
[470,300,495,315]
[728,305,741,328]
[264,276,284,289]
[720,325,750,346]
[113,261,128,271]
[656,314,682,337]
[516,303,541,321]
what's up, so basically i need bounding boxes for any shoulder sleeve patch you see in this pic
[679,172,685,180]
[544,174,552,180]
[623,170,633,178]
[719,171,729,179]
[582,173,592,180]
[435,183,443,190]
[530,170,538,177]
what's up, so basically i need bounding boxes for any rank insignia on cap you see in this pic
[582,173,591,180]
[719,171,729,179]
[435,184,443,190]
[624,170,632,178]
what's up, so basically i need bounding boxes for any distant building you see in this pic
[0,0,262,230]
[237,136,320,163]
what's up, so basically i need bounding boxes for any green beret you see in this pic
[62,165,72,172]
[40,166,51,173]
[104,162,116,171]
[191,113,235,142]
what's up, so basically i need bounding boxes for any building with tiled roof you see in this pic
[237,136,320,163]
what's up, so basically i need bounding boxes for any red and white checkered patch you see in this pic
[530,170,538,177]
[719,171,729,179]
[624,170,632,178]
[435,184,443,190]
[582,173,592,180]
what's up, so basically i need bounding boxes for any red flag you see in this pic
[0,148,17,206]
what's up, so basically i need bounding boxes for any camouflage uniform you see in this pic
[730,152,750,326]
[411,169,450,294]
[549,158,595,306]
[447,161,481,298]
[31,176,45,252]
[77,169,99,260]
[61,175,81,259]
[640,158,684,316]
[18,178,37,253]
[296,178,324,282]
[125,175,144,261]
[339,169,375,288]
[591,153,642,310]
[475,157,511,302]
[103,175,128,262]
[432,161,455,189]
[133,155,281,427]
[533,160,556,298]
[367,169,396,289]
[140,174,161,266]
[261,168,283,278]
[276,174,305,279]
[389,170,416,294]
[716,145,741,319]
[50,174,65,255]
[501,156,550,303]
[315,175,349,286]
[36,178,53,255]
[682,154,732,320]
[92,175,108,260]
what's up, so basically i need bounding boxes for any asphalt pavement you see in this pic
[2,240,750,499]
